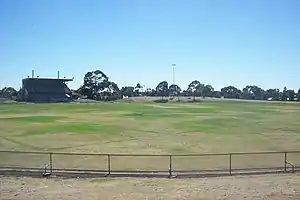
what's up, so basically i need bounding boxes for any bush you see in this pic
[153,99,168,103]
[186,99,201,103]
[104,95,119,101]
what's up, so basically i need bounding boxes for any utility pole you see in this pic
[172,64,176,85]
[140,85,145,115]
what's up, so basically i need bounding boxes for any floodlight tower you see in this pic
[172,64,176,85]
[140,85,145,115]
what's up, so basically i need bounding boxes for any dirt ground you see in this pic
[1,174,300,200]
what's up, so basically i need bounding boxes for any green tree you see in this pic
[286,89,295,101]
[151,89,157,96]
[212,91,222,98]
[242,85,254,99]
[169,84,181,100]
[187,80,204,100]
[144,88,154,96]
[78,70,120,100]
[242,85,265,100]
[121,86,134,97]
[0,87,17,99]
[281,87,288,101]
[297,89,300,101]
[202,85,214,98]
[265,88,280,101]
[100,81,120,101]
[156,81,168,99]
[221,86,242,99]
[134,83,142,96]
[107,81,120,95]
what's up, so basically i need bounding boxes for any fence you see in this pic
[0,150,299,178]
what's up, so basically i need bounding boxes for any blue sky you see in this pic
[1,0,299,91]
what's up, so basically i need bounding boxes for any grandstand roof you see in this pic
[22,77,73,82]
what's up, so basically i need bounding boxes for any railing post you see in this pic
[107,154,111,175]
[169,155,172,178]
[284,152,287,172]
[49,153,53,173]
[229,153,232,176]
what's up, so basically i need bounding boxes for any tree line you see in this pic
[74,70,300,101]
[1,69,300,101]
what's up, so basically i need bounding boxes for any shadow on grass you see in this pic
[125,127,213,137]
[0,116,67,123]
[0,136,46,151]
[16,123,120,137]
[0,136,101,151]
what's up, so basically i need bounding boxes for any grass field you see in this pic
[1,100,300,171]
[1,100,300,153]
[1,100,300,199]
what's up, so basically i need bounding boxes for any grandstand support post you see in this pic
[229,153,232,176]
[284,152,287,172]
[168,155,172,178]
[49,153,53,174]
[107,154,111,176]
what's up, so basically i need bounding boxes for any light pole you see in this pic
[172,64,176,85]
[140,85,145,115]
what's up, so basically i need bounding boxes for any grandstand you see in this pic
[20,77,73,103]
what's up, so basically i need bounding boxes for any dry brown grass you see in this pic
[1,174,300,200]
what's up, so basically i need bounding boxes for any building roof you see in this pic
[22,77,74,82]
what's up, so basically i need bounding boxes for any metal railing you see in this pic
[0,150,299,178]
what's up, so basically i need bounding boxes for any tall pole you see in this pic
[140,85,145,115]
[172,64,176,85]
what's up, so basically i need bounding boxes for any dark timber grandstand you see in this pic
[19,71,73,103]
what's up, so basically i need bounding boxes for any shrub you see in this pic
[104,95,119,101]
[153,99,168,103]
[186,99,201,103]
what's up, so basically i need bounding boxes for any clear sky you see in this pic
[1,0,299,91]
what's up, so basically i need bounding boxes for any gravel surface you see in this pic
[1,174,300,200]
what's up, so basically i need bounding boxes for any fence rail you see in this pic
[0,150,299,178]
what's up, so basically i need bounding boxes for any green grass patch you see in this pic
[17,123,120,137]
[0,116,66,123]
[122,113,174,120]
[200,117,246,127]
[174,120,216,132]
[122,105,217,120]
[174,116,254,134]
[174,107,217,113]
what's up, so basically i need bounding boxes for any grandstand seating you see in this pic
[21,78,72,103]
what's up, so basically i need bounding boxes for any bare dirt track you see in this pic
[1,174,300,200]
